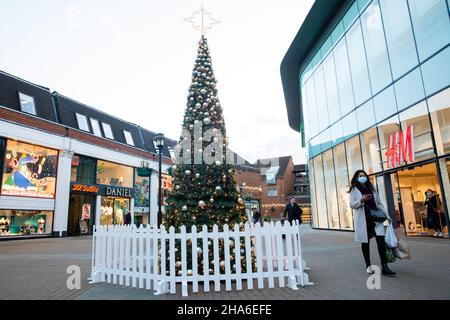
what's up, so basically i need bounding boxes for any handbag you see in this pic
[369,209,387,223]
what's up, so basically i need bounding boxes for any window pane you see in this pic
[356,100,376,132]
[323,150,340,229]
[313,155,329,228]
[70,155,97,184]
[399,102,435,163]
[309,136,322,158]
[421,46,450,97]
[102,123,114,139]
[308,160,319,228]
[394,68,425,111]
[97,160,133,188]
[331,121,344,146]
[331,21,345,45]
[408,0,450,62]
[342,111,358,140]
[380,0,419,79]
[361,0,392,94]
[123,130,134,146]
[314,65,330,131]
[428,87,450,155]
[320,129,333,152]
[323,54,342,124]
[373,85,398,123]
[360,127,382,174]
[90,118,102,137]
[2,140,58,198]
[345,135,364,182]
[334,38,356,116]
[18,92,36,115]
[0,210,53,237]
[358,0,372,12]
[304,80,320,137]
[76,113,89,132]
[377,115,401,169]
[346,20,372,106]
[333,143,354,230]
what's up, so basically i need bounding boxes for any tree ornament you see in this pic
[195,173,200,178]
[172,165,177,170]
[175,185,180,190]
[185,170,191,175]
[195,103,201,108]
[198,200,206,208]
[175,261,182,268]
[187,270,193,276]
[182,205,187,211]
[189,124,194,129]
[203,118,211,125]
[215,186,222,192]
[220,261,226,269]
[238,198,244,205]
[215,160,221,166]
[200,89,207,94]
[210,197,214,203]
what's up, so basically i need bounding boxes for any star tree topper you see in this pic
[184,3,221,35]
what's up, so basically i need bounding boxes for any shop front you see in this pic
[134,168,151,226]
[0,139,58,238]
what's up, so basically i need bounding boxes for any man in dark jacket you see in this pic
[124,211,132,225]
[283,197,302,225]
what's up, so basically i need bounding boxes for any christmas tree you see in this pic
[163,36,253,276]
[164,36,247,231]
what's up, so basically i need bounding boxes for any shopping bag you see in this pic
[386,248,396,263]
[385,223,398,248]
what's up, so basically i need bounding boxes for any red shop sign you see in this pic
[385,125,415,169]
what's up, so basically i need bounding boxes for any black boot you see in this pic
[381,263,396,277]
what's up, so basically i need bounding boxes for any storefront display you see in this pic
[100,197,130,225]
[97,160,133,187]
[1,140,58,198]
[0,210,53,236]
[68,193,96,236]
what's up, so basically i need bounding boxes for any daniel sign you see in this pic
[98,185,135,198]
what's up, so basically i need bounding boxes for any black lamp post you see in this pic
[154,133,165,227]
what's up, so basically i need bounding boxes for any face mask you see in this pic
[426,192,433,197]
[358,176,368,184]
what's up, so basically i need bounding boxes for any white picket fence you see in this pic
[89,221,312,297]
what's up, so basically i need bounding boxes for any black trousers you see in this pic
[430,212,443,232]
[361,236,387,266]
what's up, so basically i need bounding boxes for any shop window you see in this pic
[373,85,398,123]
[342,111,358,140]
[70,155,96,184]
[333,143,353,230]
[102,123,114,139]
[421,46,450,97]
[1,140,58,198]
[323,53,341,124]
[356,100,376,132]
[428,87,450,156]
[314,65,330,131]
[96,160,133,188]
[90,118,102,137]
[360,127,382,174]
[18,92,36,115]
[308,160,319,229]
[76,113,90,132]
[399,102,435,163]
[123,130,134,146]
[265,166,279,185]
[134,172,150,214]
[345,135,363,182]
[334,38,356,117]
[313,155,329,228]
[323,150,340,229]
[0,210,53,237]
[394,68,425,112]
[100,197,129,226]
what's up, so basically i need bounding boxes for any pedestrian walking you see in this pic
[124,211,132,225]
[253,210,261,224]
[425,189,445,237]
[348,170,396,276]
[282,197,303,225]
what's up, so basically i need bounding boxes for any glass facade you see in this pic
[299,0,450,236]
[96,160,133,188]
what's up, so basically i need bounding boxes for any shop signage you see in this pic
[385,125,415,169]
[71,183,99,194]
[99,185,135,198]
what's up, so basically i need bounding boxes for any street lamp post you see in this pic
[154,133,165,227]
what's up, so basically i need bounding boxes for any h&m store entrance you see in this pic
[375,159,450,239]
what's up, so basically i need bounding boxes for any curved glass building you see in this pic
[281,0,450,238]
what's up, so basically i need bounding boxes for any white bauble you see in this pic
[215,186,222,192]
[175,261,182,268]
[194,120,200,124]
[203,118,211,125]
[206,98,212,103]
[203,103,209,108]
[197,247,203,254]
[187,270,193,276]
[215,161,222,166]
[185,170,191,175]
[195,173,200,178]
[200,89,207,94]
[219,261,226,268]
[172,165,177,170]
[210,198,214,203]
[195,103,201,108]
[189,124,194,129]
[198,200,206,208]
[182,205,187,211]
[175,185,180,190]
[238,198,244,204]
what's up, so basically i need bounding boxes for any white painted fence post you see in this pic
[180,225,188,297]
[244,223,253,290]
[223,224,232,291]
[169,226,176,294]
[254,222,264,289]
[212,224,220,292]
[202,225,210,292]
[263,222,274,288]
[191,225,199,293]
[285,221,298,290]
[275,221,285,288]
[233,224,242,291]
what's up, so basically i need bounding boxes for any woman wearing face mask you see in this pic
[348,170,396,276]
[425,189,443,237]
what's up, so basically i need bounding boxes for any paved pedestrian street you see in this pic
[1,226,449,300]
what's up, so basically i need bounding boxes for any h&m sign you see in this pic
[99,185,135,198]
[385,125,415,169]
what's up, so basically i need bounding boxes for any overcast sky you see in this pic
[0,0,313,164]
